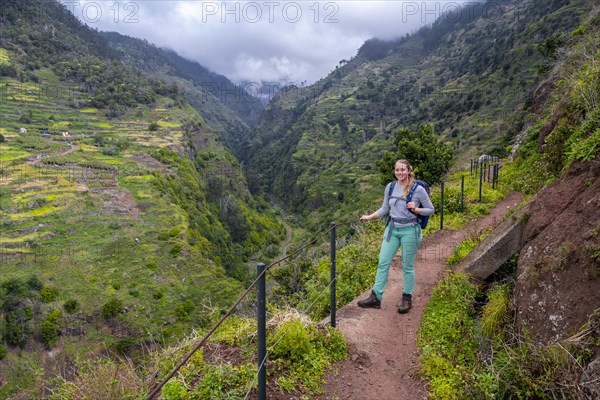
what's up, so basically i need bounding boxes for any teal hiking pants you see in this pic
[373,224,422,300]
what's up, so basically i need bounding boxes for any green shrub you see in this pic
[63,299,79,314]
[269,319,347,393]
[22,306,33,320]
[2,278,28,298]
[40,318,60,348]
[190,363,257,399]
[40,286,59,303]
[0,344,7,360]
[161,380,187,400]
[170,243,182,257]
[175,299,195,321]
[114,337,134,355]
[101,298,124,319]
[270,320,315,363]
[26,275,43,291]
[4,311,27,346]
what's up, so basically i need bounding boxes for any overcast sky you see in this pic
[61,1,476,85]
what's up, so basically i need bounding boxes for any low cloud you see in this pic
[61,1,474,85]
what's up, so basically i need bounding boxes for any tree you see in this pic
[376,124,454,185]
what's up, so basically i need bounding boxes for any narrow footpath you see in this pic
[316,191,526,400]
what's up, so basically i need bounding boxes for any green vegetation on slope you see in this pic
[246,0,596,235]
[46,311,346,399]
[503,10,600,192]
[417,270,599,399]
[0,1,284,397]
[417,12,600,399]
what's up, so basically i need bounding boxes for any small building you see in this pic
[19,127,27,134]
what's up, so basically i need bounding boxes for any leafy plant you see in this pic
[376,124,454,185]
[161,380,187,400]
[480,283,512,340]
[113,337,135,355]
[269,319,346,393]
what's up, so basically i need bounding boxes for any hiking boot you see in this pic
[358,291,381,309]
[397,294,412,314]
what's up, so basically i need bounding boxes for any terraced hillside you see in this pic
[0,3,284,396]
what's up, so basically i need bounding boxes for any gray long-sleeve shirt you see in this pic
[375,181,435,227]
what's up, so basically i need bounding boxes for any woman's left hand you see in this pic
[407,202,416,211]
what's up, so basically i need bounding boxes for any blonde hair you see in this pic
[395,159,415,198]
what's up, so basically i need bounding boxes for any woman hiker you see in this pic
[357,159,434,313]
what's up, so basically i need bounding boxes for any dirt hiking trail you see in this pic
[316,191,526,400]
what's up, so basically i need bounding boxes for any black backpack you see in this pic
[388,180,432,229]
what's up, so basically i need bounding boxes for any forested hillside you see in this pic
[245,0,596,231]
[0,1,283,396]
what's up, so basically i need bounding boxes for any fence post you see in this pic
[479,162,483,202]
[257,262,267,400]
[330,223,336,328]
[484,162,488,182]
[440,181,444,230]
[496,165,500,186]
[460,175,465,212]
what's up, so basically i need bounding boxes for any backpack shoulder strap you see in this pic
[388,181,396,197]
[406,181,418,203]
[385,181,396,227]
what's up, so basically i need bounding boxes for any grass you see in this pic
[0,147,30,162]
[0,231,46,244]
[417,271,479,400]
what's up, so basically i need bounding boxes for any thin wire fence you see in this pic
[144,221,349,399]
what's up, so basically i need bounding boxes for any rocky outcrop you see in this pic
[515,159,600,344]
